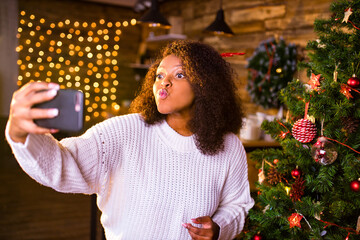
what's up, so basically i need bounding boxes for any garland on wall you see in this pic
[246,37,298,109]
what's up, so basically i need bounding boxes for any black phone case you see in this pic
[33,89,84,132]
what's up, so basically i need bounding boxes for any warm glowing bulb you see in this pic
[99,19,105,25]
[58,22,64,27]
[74,21,80,27]
[114,36,120,42]
[28,22,33,27]
[110,95,117,101]
[87,53,93,58]
[115,22,121,27]
[50,23,56,28]
[123,21,128,27]
[40,18,45,24]
[113,80,119,86]
[39,51,44,56]
[78,36,84,42]
[115,29,122,35]
[107,22,113,28]
[131,19,137,25]
[96,45,102,50]
[103,35,109,41]
[20,11,26,16]
[82,22,88,28]
[65,19,70,25]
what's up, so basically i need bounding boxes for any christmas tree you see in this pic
[240,0,360,239]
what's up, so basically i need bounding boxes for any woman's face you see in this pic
[153,54,195,117]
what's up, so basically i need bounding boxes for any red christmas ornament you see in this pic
[288,213,303,228]
[291,168,302,178]
[292,119,317,143]
[253,234,263,240]
[350,179,360,192]
[347,74,360,88]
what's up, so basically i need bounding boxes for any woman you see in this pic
[6,40,254,239]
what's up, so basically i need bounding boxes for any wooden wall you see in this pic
[0,0,333,239]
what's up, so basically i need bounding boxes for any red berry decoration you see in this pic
[291,168,302,178]
[292,119,317,143]
[253,234,263,240]
[347,74,360,88]
[350,179,360,192]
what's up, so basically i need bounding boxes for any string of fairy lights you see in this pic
[16,10,138,123]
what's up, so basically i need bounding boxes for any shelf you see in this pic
[241,139,280,148]
[146,33,187,42]
[128,63,151,69]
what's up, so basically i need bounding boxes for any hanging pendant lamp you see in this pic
[138,0,171,29]
[204,0,234,37]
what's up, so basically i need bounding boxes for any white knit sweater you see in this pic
[6,113,254,240]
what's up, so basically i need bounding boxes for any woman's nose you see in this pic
[160,77,172,88]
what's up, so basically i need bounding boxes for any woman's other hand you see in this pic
[183,216,220,240]
[8,81,60,143]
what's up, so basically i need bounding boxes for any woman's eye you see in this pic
[155,74,163,80]
[176,73,185,78]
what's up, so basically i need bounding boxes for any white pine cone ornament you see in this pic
[292,119,317,143]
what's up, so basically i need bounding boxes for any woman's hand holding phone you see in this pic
[8,82,60,143]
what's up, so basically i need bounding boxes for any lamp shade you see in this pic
[138,0,171,29]
[204,8,234,37]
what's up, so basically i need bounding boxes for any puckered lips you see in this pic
[158,88,168,100]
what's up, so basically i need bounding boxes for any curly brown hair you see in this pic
[129,40,244,155]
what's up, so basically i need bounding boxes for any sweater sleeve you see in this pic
[5,121,104,194]
[212,139,255,240]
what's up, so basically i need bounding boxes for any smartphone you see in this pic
[33,89,84,132]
